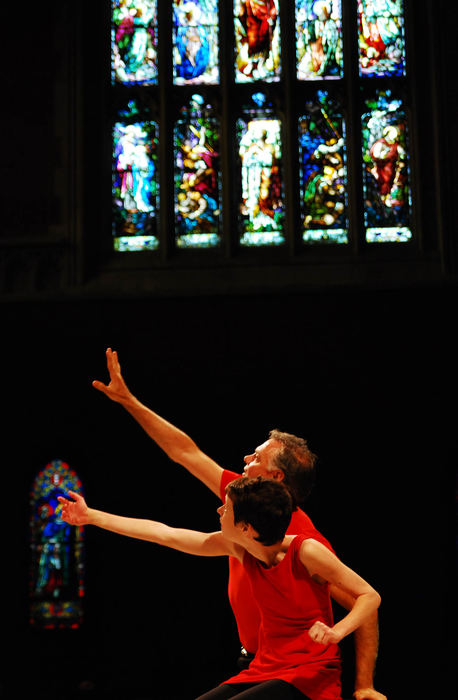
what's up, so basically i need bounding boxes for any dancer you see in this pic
[58,476,381,700]
[92,348,386,700]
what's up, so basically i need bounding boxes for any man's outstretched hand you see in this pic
[354,689,387,700]
[92,348,132,404]
[58,491,90,526]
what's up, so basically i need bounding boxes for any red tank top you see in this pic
[221,469,334,654]
[223,535,342,700]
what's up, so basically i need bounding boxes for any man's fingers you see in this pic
[92,380,108,393]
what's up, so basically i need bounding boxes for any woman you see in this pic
[58,476,380,700]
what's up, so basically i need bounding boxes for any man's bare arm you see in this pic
[330,585,387,700]
[93,348,224,496]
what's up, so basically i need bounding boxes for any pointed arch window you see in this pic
[29,460,85,629]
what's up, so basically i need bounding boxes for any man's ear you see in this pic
[272,469,285,483]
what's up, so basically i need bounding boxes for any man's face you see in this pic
[242,439,282,480]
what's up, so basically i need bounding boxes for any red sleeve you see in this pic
[219,469,242,502]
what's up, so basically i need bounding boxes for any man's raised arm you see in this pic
[93,348,224,496]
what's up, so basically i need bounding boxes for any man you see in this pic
[92,348,386,700]
[58,477,381,700]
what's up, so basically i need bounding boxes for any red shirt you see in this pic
[220,469,334,654]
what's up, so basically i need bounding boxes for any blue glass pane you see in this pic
[174,95,222,248]
[234,0,281,83]
[362,90,412,242]
[358,0,406,77]
[29,460,84,629]
[112,101,159,251]
[112,0,158,85]
[299,90,348,244]
[296,0,343,80]
[173,0,219,85]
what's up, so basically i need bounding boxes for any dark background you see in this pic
[1,1,456,699]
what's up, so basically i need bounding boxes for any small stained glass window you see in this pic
[296,0,343,81]
[358,0,406,77]
[174,94,222,248]
[361,89,412,243]
[299,90,348,244]
[29,460,85,629]
[112,99,159,251]
[234,0,281,83]
[111,0,158,86]
[173,0,220,85]
[237,93,285,246]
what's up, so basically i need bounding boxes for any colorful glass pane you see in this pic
[29,460,84,629]
[173,1,219,85]
[112,0,158,85]
[361,90,412,242]
[237,94,284,245]
[296,0,343,80]
[113,100,159,251]
[358,0,406,77]
[299,91,347,244]
[174,95,222,248]
[234,0,281,83]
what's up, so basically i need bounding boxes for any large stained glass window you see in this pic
[296,0,343,80]
[109,1,413,257]
[173,0,219,85]
[362,89,411,242]
[112,99,159,251]
[234,1,281,83]
[112,0,158,85]
[358,0,406,77]
[299,90,347,243]
[29,460,84,629]
[237,93,284,246]
[174,95,222,248]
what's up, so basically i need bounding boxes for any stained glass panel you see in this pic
[173,1,219,85]
[112,0,158,85]
[296,0,343,80]
[299,91,347,244]
[29,460,84,629]
[358,0,406,77]
[113,100,159,251]
[362,90,412,242]
[237,93,285,246]
[234,1,281,83]
[174,95,222,248]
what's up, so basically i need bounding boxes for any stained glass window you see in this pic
[361,89,412,243]
[296,0,343,80]
[237,93,284,246]
[358,0,406,77]
[112,99,159,251]
[234,1,281,83]
[111,0,158,86]
[29,460,84,629]
[174,95,222,248]
[299,90,348,244]
[173,0,219,85]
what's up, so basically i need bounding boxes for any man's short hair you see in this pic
[268,429,317,508]
[226,476,293,546]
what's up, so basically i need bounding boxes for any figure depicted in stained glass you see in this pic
[237,96,284,245]
[299,93,347,243]
[113,104,159,251]
[358,0,405,77]
[174,95,221,247]
[234,0,280,82]
[112,0,158,85]
[362,91,411,242]
[296,1,342,80]
[30,460,84,628]
[173,1,219,85]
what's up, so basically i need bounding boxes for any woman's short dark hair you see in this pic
[268,429,317,508]
[226,476,293,546]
